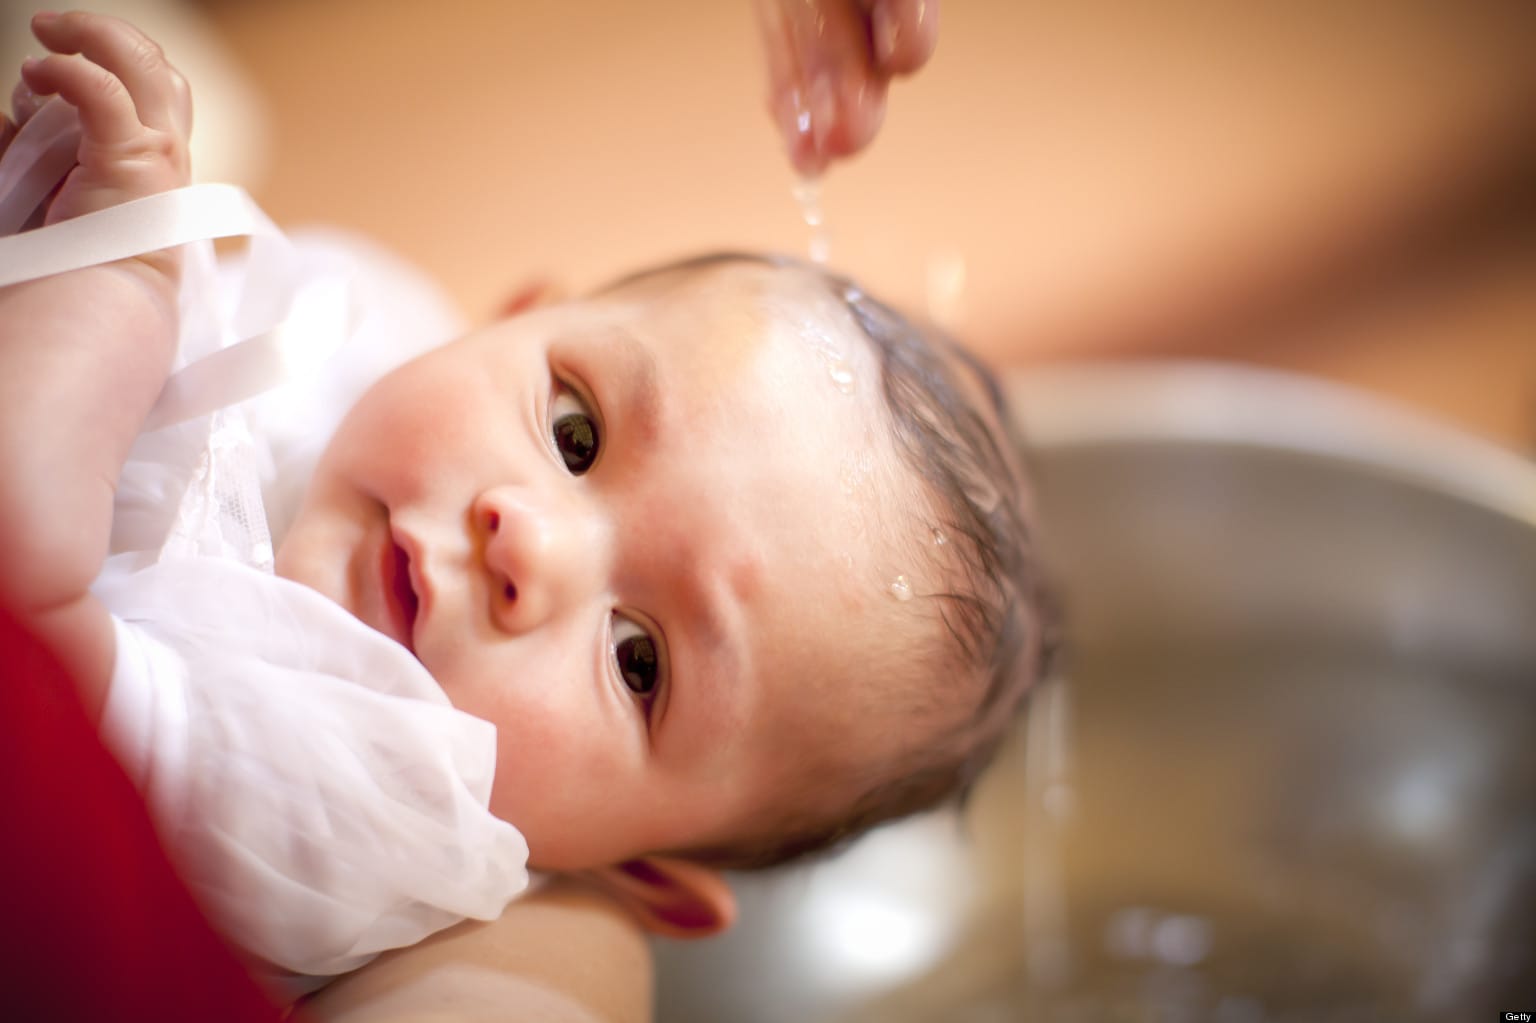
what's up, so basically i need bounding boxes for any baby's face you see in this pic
[276,262,933,870]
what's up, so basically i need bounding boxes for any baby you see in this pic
[0,9,1054,996]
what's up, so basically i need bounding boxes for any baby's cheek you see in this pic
[458,662,586,767]
[273,483,368,603]
[486,716,593,840]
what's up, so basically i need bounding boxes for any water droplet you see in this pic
[808,231,831,265]
[888,574,913,601]
[828,361,855,393]
[931,527,947,546]
[792,175,831,264]
[792,178,821,229]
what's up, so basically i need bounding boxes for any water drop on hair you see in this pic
[888,574,913,601]
[931,527,948,546]
[792,175,831,265]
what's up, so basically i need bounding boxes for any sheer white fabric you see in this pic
[1,102,527,995]
[96,558,528,981]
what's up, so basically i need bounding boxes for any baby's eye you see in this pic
[550,388,599,475]
[612,614,662,699]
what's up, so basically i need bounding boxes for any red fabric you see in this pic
[0,604,289,1023]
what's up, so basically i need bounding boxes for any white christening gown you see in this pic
[0,99,529,999]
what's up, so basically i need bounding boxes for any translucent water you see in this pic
[802,329,856,396]
[792,176,831,264]
[889,574,913,601]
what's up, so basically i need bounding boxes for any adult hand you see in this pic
[757,0,939,176]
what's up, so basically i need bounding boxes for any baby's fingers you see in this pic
[11,76,49,125]
[29,11,190,137]
[20,53,143,148]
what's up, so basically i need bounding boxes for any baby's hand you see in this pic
[17,11,191,273]
[757,0,939,176]
[0,77,47,156]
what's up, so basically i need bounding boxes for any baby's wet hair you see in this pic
[596,253,1061,870]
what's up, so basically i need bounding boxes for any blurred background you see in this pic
[5,1,1534,1019]
[5,0,1531,446]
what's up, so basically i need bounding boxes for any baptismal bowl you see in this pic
[653,362,1536,1022]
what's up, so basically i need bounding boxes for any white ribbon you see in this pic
[0,98,356,430]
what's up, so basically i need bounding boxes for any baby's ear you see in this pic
[579,856,737,939]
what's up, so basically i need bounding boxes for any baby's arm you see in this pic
[0,12,191,715]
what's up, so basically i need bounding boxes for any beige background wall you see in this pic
[9,1,1535,446]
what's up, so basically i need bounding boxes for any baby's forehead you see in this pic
[597,255,948,546]
[608,256,851,331]
[622,258,878,385]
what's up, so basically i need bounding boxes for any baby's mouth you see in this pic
[385,539,420,656]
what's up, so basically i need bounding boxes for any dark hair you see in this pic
[599,253,1061,870]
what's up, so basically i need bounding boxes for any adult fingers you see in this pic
[867,0,939,77]
[757,0,888,175]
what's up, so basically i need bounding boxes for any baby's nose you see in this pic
[473,485,608,634]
